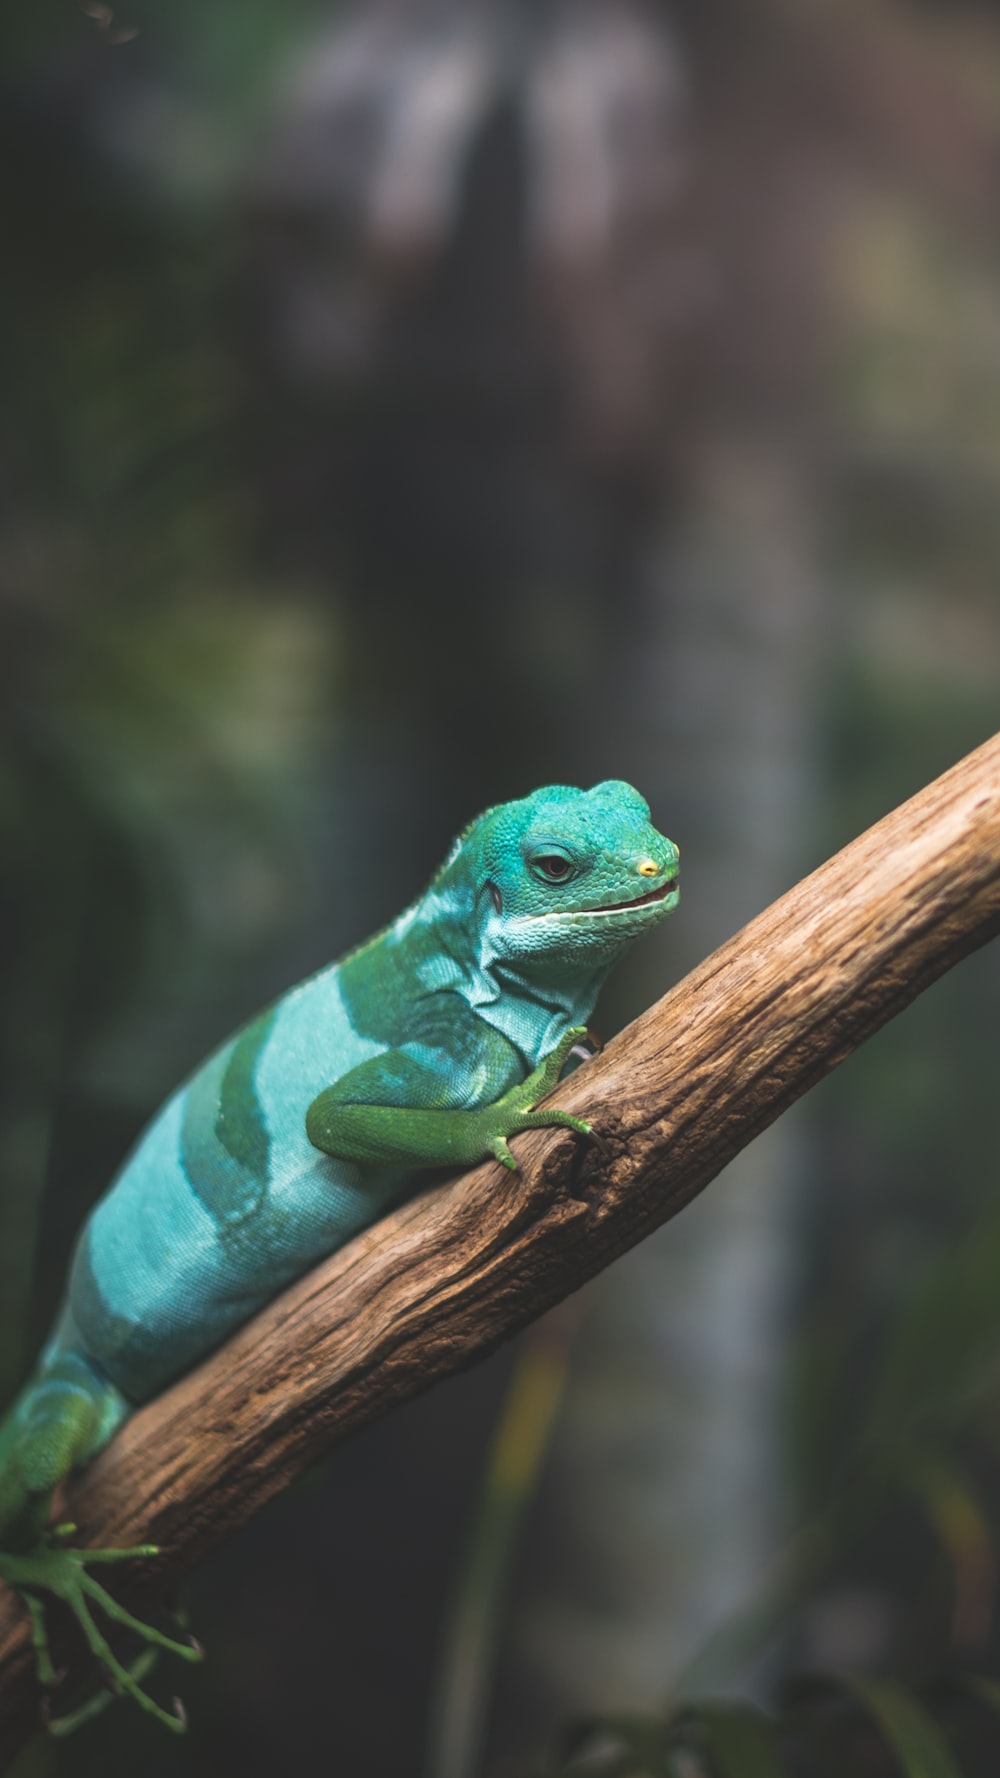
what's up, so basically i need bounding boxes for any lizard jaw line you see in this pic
[521,878,679,922]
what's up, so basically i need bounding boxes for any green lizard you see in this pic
[0,780,678,1732]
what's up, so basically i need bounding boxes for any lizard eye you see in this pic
[528,847,576,885]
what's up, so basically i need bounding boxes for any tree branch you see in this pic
[2,733,999,1756]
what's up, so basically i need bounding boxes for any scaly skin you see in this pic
[0,780,678,1730]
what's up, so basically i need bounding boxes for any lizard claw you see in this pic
[580,1121,611,1162]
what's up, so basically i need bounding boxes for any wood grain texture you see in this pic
[2,732,999,1757]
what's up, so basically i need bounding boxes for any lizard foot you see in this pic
[485,1027,610,1172]
[0,1526,202,1734]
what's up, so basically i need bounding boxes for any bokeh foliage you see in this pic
[1,2,1000,1776]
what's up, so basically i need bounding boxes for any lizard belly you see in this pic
[68,968,404,1404]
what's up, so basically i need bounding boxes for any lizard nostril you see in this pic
[638,860,660,878]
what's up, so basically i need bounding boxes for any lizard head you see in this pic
[448,780,679,972]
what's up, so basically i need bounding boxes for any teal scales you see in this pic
[65,977,403,1408]
[0,780,679,1732]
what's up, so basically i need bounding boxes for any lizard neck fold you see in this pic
[400,884,607,1066]
[466,960,603,1067]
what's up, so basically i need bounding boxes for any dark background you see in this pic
[2,2,999,1774]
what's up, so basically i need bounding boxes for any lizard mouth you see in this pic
[564,875,678,918]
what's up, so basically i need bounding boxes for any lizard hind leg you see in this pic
[0,1358,201,1734]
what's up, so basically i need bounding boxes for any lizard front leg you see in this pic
[306,1025,602,1174]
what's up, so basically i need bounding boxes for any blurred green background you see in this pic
[2,1,999,1774]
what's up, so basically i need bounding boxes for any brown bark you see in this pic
[2,733,999,1759]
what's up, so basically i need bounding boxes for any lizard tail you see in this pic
[0,1317,130,1549]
